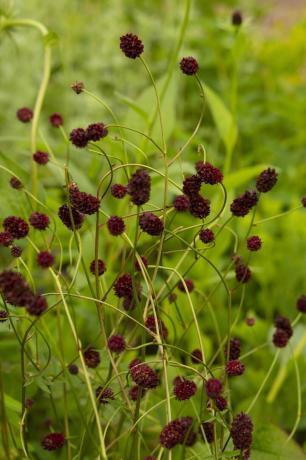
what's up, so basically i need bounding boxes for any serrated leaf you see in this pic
[251,424,306,459]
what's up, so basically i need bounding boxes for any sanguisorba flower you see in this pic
[37,251,55,269]
[69,127,88,148]
[3,216,29,239]
[0,231,13,247]
[180,57,199,75]
[17,107,33,123]
[232,10,243,26]
[89,259,106,276]
[173,195,190,212]
[205,378,222,399]
[139,212,163,236]
[33,151,49,165]
[107,335,126,353]
[58,204,85,230]
[95,386,115,404]
[230,190,258,217]
[86,122,108,141]
[130,362,160,389]
[195,161,223,185]
[26,295,48,316]
[225,359,245,377]
[120,33,144,58]
[173,377,197,401]
[127,169,151,205]
[71,81,84,94]
[199,228,214,244]
[114,273,133,298]
[9,176,23,190]
[160,416,195,449]
[230,413,253,450]
[107,216,125,236]
[49,112,63,127]
[41,432,65,451]
[247,235,262,251]
[256,168,278,193]
[0,270,33,307]
[29,212,50,230]
[296,294,306,313]
[111,184,127,199]
[69,184,100,215]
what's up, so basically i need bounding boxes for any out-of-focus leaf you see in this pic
[224,164,269,189]
[251,424,306,459]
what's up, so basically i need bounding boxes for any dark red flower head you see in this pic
[69,184,100,215]
[120,33,144,58]
[89,259,106,276]
[180,57,199,75]
[178,278,194,293]
[205,378,222,399]
[129,358,142,370]
[235,263,252,283]
[189,194,211,219]
[225,337,241,360]
[71,81,84,94]
[230,413,253,450]
[145,315,168,339]
[107,216,125,236]
[256,168,278,193]
[95,386,115,404]
[69,128,88,148]
[0,270,33,307]
[0,231,13,247]
[41,432,65,451]
[127,169,151,205]
[173,195,190,212]
[200,422,214,443]
[84,348,100,368]
[247,235,262,251]
[130,362,160,389]
[195,161,223,184]
[226,359,245,377]
[232,10,243,26]
[49,113,63,127]
[215,395,228,411]
[297,295,306,313]
[17,107,33,123]
[111,184,127,199]
[33,151,49,165]
[199,228,215,244]
[29,212,50,230]
[182,175,201,196]
[114,273,133,298]
[0,310,9,322]
[273,329,289,348]
[9,176,23,190]
[26,295,48,316]
[37,251,54,269]
[230,190,258,217]
[86,122,108,141]
[68,364,79,375]
[191,348,202,364]
[160,416,194,449]
[139,212,164,236]
[274,316,293,338]
[107,334,126,353]
[3,216,29,239]
[129,385,146,401]
[173,377,197,401]
[58,204,85,230]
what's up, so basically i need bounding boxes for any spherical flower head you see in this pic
[297,295,306,313]
[69,128,88,148]
[247,235,262,251]
[195,161,223,185]
[27,295,48,316]
[226,359,245,377]
[273,329,289,348]
[0,270,33,307]
[178,278,194,293]
[232,10,243,26]
[0,231,13,247]
[180,56,199,75]
[89,259,106,276]
[49,112,63,127]
[58,204,85,230]
[41,432,65,451]
[9,176,23,190]
[173,195,190,212]
[95,386,114,404]
[111,184,127,199]
[246,317,256,326]
[84,348,100,368]
[107,216,125,236]
[139,212,164,236]
[230,413,253,450]
[114,273,133,298]
[274,315,293,338]
[200,422,214,443]
[33,151,49,165]
[129,385,146,401]
[182,175,202,196]
[127,169,151,205]
[191,348,202,364]
[68,363,79,375]
[130,362,160,389]
[135,255,148,272]
[86,122,108,141]
[29,212,50,230]
[129,357,142,370]
[120,33,144,58]
[145,315,168,339]
[37,251,54,269]
[301,197,306,208]
[189,194,211,219]
[230,190,258,217]
[174,377,197,401]
[71,81,84,94]
[225,337,241,360]
[17,107,33,123]
[69,184,100,215]
[235,263,252,283]
[3,216,29,239]
[160,417,193,449]
[199,228,215,244]
[205,378,222,399]
[168,292,177,303]
[107,334,126,353]
[0,310,9,322]
[215,395,228,411]
[256,168,278,193]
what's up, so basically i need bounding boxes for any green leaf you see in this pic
[251,424,306,459]
[204,84,237,153]
[224,164,269,189]
[4,394,21,413]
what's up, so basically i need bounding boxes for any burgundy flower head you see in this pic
[129,357,142,370]
[235,263,252,283]
[86,122,108,141]
[297,295,306,313]
[107,334,126,353]
[225,337,241,360]
[120,33,144,58]
[3,216,29,239]
[84,348,100,368]
[215,395,228,411]
[247,235,262,251]
[174,377,197,401]
[127,169,151,205]
[114,273,133,298]
[195,161,223,185]
[49,113,63,127]
[111,184,127,199]
[273,329,289,348]
[70,128,88,148]
[189,195,211,219]
[9,176,23,190]
[205,378,222,399]
[160,416,194,449]
[29,212,50,230]
[200,422,214,443]
[69,184,100,215]
[0,231,13,247]
[129,385,146,401]
[139,212,163,236]
[71,81,84,94]
[180,57,199,75]
[232,10,243,26]
[37,251,54,269]
[41,432,65,451]
[191,349,203,364]
[89,259,106,276]
[256,168,278,193]
[17,107,33,123]
[107,216,125,236]
[96,386,115,404]
[68,364,79,375]
[274,316,293,338]
[130,362,160,389]
[27,295,48,316]
[182,175,201,196]
[226,359,245,377]
[58,204,85,230]
[0,270,33,307]
[230,413,253,450]
[33,151,49,165]
[178,278,194,293]
[230,190,258,217]
[173,195,190,212]
[199,228,215,244]
[0,310,9,322]
[145,315,168,339]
